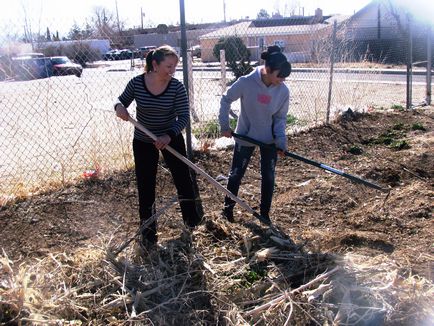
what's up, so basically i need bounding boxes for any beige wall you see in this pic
[200,27,333,63]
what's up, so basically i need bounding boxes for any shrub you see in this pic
[411,123,426,131]
[286,114,297,126]
[391,104,404,111]
[348,146,363,155]
[213,36,253,81]
[390,140,410,150]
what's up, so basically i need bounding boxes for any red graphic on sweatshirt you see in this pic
[257,93,271,104]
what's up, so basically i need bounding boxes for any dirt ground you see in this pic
[0,108,433,324]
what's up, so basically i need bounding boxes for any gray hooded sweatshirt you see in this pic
[219,66,290,150]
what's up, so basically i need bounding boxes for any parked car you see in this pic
[117,49,134,60]
[138,46,157,59]
[102,49,135,61]
[189,45,201,58]
[11,56,53,80]
[14,53,45,59]
[50,56,83,77]
[102,49,119,61]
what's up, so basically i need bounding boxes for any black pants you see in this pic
[224,143,277,215]
[133,135,201,243]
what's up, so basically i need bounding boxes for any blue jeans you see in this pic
[224,143,277,215]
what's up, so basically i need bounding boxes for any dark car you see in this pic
[118,49,134,60]
[102,49,134,61]
[138,46,157,59]
[50,56,83,77]
[11,56,53,80]
[189,45,201,58]
[102,49,119,60]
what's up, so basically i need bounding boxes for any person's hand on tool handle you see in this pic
[277,149,285,158]
[154,134,171,150]
[221,129,233,138]
[115,103,129,121]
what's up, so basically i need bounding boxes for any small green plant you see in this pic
[390,104,404,111]
[286,114,298,126]
[347,145,363,155]
[390,140,410,150]
[392,122,405,130]
[192,118,237,139]
[240,268,268,288]
[193,120,219,138]
[411,123,426,131]
[374,131,396,145]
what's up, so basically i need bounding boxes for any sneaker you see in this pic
[222,207,235,223]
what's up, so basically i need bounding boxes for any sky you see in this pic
[0,0,433,39]
[0,0,373,37]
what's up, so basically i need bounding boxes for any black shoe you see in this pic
[185,214,204,230]
[140,236,157,249]
[259,212,271,225]
[222,208,235,223]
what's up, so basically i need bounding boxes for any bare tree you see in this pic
[21,2,33,48]
[91,6,117,39]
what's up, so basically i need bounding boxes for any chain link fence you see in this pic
[0,3,433,203]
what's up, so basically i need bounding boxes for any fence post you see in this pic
[187,51,199,122]
[406,14,413,110]
[179,0,192,159]
[326,20,337,124]
[426,27,432,106]
[220,49,226,95]
[179,0,203,217]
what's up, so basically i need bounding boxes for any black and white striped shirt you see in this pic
[118,74,190,143]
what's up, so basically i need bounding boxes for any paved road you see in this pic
[101,59,430,84]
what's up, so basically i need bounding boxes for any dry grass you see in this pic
[1,211,432,325]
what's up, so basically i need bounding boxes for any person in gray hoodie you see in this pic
[219,45,291,223]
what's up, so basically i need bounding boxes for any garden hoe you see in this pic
[127,117,278,230]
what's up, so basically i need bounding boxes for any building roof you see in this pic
[251,15,332,27]
[200,15,349,39]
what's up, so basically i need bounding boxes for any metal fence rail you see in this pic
[0,3,432,203]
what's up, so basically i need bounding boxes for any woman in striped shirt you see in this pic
[115,45,202,249]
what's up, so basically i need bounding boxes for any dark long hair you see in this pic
[260,45,291,78]
[145,45,179,73]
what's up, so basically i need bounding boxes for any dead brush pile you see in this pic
[1,212,433,325]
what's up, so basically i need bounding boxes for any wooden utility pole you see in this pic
[115,0,121,32]
[427,27,432,105]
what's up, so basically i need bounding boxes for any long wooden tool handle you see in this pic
[127,117,269,224]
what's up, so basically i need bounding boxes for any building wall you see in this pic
[134,29,216,53]
[200,26,333,63]
[342,2,402,41]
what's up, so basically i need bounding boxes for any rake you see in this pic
[232,132,389,193]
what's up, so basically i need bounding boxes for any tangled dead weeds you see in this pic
[1,214,433,325]
[1,109,433,325]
